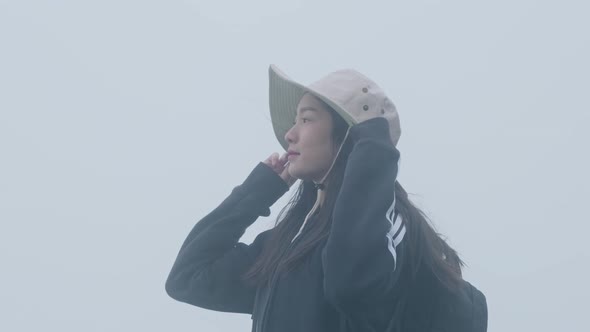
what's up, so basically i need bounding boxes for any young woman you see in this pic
[165,65,488,332]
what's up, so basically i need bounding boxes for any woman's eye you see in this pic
[293,118,310,125]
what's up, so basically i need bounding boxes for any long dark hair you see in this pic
[242,99,464,295]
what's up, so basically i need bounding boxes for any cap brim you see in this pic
[268,64,308,151]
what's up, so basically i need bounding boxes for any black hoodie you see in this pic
[165,118,487,331]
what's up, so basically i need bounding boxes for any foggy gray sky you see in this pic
[1,1,588,331]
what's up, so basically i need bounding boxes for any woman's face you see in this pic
[284,93,338,183]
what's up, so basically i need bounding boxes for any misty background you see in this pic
[1,1,588,331]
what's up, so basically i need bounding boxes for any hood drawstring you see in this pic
[290,127,352,243]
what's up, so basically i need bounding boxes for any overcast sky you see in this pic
[1,1,588,331]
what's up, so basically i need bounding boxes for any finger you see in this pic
[276,157,288,173]
[279,152,288,165]
[280,167,294,186]
[265,152,277,164]
[266,153,274,166]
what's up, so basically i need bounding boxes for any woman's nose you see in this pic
[284,126,296,145]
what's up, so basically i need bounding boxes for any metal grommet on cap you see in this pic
[363,105,369,111]
[362,87,368,93]
[381,109,385,114]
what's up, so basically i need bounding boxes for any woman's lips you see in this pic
[287,153,299,160]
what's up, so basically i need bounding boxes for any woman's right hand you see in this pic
[263,152,297,187]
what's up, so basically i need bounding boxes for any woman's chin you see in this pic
[290,166,328,183]
[287,167,306,181]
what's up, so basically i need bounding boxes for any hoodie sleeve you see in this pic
[322,117,406,313]
[165,162,289,314]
